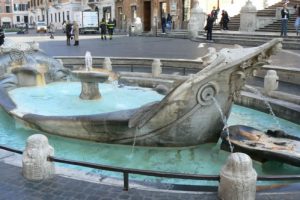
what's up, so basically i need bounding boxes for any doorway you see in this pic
[143,1,151,31]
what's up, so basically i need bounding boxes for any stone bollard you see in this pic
[218,153,257,200]
[152,59,162,77]
[103,57,112,71]
[22,134,55,181]
[264,70,279,95]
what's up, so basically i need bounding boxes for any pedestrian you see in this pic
[205,14,214,41]
[211,6,219,25]
[294,4,300,36]
[0,26,5,46]
[161,14,166,34]
[166,13,172,32]
[100,18,107,40]
[65,21,72,46]
[280,4,290,37]
[113,18,116,33]
[73,21,79,46]
[49,23,55,39]
[107,18,115,40]
[222,11,230,30]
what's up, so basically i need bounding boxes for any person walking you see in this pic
[294,4,300,36]
[100,18,107,40]
[65,21,72,46]
[107,19,115,40]
[166,13,172,32]
[161,14,166,34]
[211,6,219,25]
[0,26,5,46]
[222,11,230,30]
[280,4,290,37]
[73,21,79,46]
[205,14,214,41]
[49,23,55,39]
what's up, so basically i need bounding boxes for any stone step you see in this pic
[195,32,300,49]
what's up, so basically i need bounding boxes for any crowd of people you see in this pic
[205,6,230,42]
[62,18,116,46]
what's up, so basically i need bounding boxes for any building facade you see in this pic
[0,0,14,27]
[115,0,196,32]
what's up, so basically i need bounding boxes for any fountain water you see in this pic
[245,85,282,130]
[213,97,234,153]
[72,51,109,100]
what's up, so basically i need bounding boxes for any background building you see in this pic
[0,0,14,27]
[115,0,195,32]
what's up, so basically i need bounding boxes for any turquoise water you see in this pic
[9,82,164,116]
[0,102,300,185]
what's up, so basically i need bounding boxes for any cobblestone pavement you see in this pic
[1,161,300,200]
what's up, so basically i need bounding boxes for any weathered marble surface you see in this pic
[0,39,69,89]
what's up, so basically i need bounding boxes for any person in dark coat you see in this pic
[100,18,107,40]
[206,14,214,41]
[107,18,115,40]
[222,11,230,30]
[0,27,5,46]
[161,14,166,33]
[65,21,72,46]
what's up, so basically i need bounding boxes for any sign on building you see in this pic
[170,2,177,15]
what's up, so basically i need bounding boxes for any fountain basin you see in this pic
[72,70,109,100]
[0,39,283,147]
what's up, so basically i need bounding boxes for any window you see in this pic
[6,6,10,13]
[67,11,69,21]
[17,16,20,22]
[55,13,57,22]
[63,12,65,22]
[182,0,191,21]
[58,12,60,22]
[51,13,53,22]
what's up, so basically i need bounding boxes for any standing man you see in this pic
[107,19,115,40]
[206,14,214,41]
[100,18,107,40]
[280,4,290,37]
[65,21,72,46]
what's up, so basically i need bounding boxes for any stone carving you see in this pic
[201,47,217,66]
[240,0,257,32]
[264,70,279,95]
[22,134,55,181]
[0,39,69,87]
[152,59,162,77]
[103,57,112,71]
[0,39,282,147]
[218,153,257,200]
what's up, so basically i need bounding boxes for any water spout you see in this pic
[85,51,93,71]
[245,85,281,130]
[213,97,234,153]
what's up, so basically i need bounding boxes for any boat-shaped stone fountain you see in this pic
[0,38,283,147]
